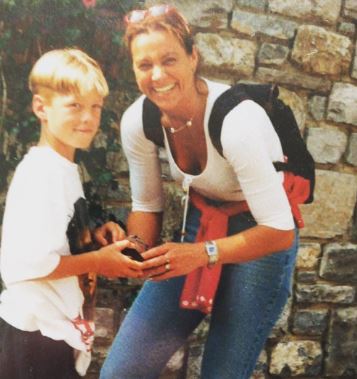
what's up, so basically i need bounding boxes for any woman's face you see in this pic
[131,29,198,113]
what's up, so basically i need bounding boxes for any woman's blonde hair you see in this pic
[29,48,109,100]
[124,6,194,56]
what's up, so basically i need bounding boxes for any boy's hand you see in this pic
[95,240,143,278]
[93,221,126,246]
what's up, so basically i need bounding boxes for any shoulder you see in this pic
[120,95,160,156]
[222,100,272,140]
[121,95,145,132]
[204,78,230,102]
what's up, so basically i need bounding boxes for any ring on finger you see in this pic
[165,255,170,264]
[165,263,171,271]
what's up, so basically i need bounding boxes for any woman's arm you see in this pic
[127,211,163,248]
[140,225,294,280]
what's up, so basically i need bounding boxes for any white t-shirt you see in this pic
[121,78,294,230]
[0,146,91,376]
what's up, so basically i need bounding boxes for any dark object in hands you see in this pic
[122,235,147,262]
[122,247,144,262]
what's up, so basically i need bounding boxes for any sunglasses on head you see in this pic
[124,4,172,24]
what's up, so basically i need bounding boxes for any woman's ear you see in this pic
[191,46,199,73]
[32,94,47,122]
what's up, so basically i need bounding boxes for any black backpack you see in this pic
[142,83,315,204]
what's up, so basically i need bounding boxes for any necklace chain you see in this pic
[168,118,193,134]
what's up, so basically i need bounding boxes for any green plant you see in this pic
[0,0,143,235]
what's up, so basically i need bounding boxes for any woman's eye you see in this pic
[138,63,151,71]
[164,57,176,65]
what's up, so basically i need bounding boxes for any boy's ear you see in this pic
[32,94,47,122]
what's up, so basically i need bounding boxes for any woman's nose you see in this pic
[152,65,164,81]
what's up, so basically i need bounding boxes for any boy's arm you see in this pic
[42,240,143,280]
[93,221,126,246]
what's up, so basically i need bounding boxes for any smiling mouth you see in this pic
[154,84,175,93]
[75,129,94,133]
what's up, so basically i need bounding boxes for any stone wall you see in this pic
[86,1,357,378]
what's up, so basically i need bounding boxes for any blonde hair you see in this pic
[29,48,109,100]
[124,6,194,56]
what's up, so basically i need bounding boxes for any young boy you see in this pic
[0,48,144,378]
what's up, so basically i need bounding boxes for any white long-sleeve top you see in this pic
[121,79,294,230]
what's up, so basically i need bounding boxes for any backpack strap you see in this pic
[208,83,278,156]
[142,97,164,147]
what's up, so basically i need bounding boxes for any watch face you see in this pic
[205,241,218,267]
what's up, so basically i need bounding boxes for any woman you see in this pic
[101,5,300,379]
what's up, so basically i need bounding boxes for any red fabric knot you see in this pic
[180,190,249,314]
[283,172,310,229]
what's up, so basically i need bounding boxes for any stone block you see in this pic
[270,297,292,338]
[256,67,331,92]
[300,170,357,238]
[325,307,357,376]
[166,347,185,373]
[269,0,341,24]
[186,342,204,379]
[291,25,352,76]
[327,82,357,126]
[231,8,298,39]
[296,243,321,270]
[344,0,357,19]
[270,340,322,376]
[278,87,306,132]
[94,307,115,339]
[195,33,256,77]
[145,0,234,28]
[350,48,357,79]
[107,150,128,174]
[306,125,348,164]
[346,132,357,166]
[292,309,328,336]
[320,243,357,282]
[251,350,268,379]
[296,284,355,304]
[237,0,266,10]
[308,95,326,121]
[338,21,356,36]
[258,43,289,66]
[296,271,318,283]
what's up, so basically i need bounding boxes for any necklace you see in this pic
[168,118,193,134]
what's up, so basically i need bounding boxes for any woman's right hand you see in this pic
[95,240,144,279]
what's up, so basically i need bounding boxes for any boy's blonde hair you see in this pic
[29,48,109,100]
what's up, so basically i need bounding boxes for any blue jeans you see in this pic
[100,205,298,379]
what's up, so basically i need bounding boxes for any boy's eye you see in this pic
[69,103,81,110]
[92,104,103,111]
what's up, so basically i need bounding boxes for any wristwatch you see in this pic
[204,240,219,268]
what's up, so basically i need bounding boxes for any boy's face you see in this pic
[35,90,104,161]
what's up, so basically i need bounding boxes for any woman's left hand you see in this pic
[94,221,126,246]
[141,242,208,281]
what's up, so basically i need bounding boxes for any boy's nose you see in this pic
[81,109,95,123]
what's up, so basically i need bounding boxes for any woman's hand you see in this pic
[95,240,144,279]
[141,242,208,281]
[93,221,126,246]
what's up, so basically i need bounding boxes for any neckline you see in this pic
[163,78,217,179]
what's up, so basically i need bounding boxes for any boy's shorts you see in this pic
[0,318,81,379]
